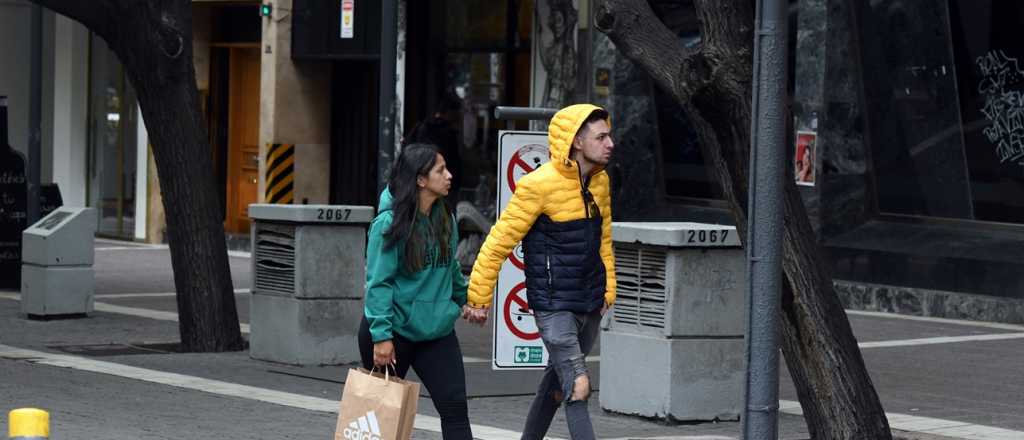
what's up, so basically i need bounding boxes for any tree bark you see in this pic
[31,0,244,352]
[596,0,892,438]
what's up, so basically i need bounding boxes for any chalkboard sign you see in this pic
[1,96,25,288]
[0,145,27,289]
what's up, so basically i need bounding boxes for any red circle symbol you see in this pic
[503,282,540,340]
[509,243,525,270]
[506,144,547,193]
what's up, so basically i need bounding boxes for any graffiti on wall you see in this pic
[534,0,577,110]
[977,50,1024,168]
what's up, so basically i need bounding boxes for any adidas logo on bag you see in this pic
[343,410,383,440]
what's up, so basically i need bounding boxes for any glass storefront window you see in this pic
[445,0,509,49]
[87,35,138,239]
[861,0,1024,225]
[861,1,974,220]
[950,0,1024,224]
[430,0,532,215]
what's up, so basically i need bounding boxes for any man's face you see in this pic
[573,119,614,166]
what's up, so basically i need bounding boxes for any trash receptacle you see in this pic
[20,207,97,318]
[600,222,746,421]
[248,204,373,366]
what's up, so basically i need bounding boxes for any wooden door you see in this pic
[225,47,261,234]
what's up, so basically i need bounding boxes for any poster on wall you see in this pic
[340,0,354,39]
[795,130,816,187]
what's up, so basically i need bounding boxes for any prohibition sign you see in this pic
[509,243,525,270]
[506,144,547,193]
[503,282,540,340]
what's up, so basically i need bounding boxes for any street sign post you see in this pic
[493,131,548,370]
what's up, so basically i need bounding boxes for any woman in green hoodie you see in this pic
[358,143,479,440]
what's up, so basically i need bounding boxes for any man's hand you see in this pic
[463,305,489,325]
[601,304,611,316]
[373,340,396,367]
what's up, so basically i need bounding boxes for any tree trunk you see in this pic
[596,0,892,438]
[31,0,244,352]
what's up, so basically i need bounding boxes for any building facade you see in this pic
[3,0,1023,322]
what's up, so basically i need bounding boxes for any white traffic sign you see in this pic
[493,131,549,370]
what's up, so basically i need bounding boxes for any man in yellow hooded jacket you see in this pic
[466,104,616,440]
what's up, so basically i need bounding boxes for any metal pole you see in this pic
[493,106,557,121]
[27,4,42,225]
[377,0,398,194]
[742,0,788,438]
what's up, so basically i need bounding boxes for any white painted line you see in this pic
[95,246,167,251]
[94,289,251,299]
[93,238,164,248]
[846,309,1024,332]
[0,344,545,440]
[93,243,251,260]
[858,332,1024,348]
[779,399,1024,440]
[91,302,251,334]
[0,292,250,334]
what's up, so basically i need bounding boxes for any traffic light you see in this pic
[260,3,272,17]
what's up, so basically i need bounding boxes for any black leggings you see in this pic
[358,318,472,440]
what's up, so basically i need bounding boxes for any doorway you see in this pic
[224,47,261,233]
[87,34,138,239]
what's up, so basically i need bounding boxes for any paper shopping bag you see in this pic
[335,368,420,440]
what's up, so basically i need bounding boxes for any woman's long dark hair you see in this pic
[384,143,452,273]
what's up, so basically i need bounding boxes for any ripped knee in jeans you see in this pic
[570,374,591,401]
[558,354,590,402]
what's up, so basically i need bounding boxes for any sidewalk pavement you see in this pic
[0,240,984,439]
[2,291,972,440]
[0,288,819,440]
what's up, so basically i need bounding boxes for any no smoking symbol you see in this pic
[503,282,540,340]
[507,144,547,193]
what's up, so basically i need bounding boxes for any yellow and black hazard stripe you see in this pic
[265,143,294,204]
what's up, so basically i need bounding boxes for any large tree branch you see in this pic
[595,0,705,103]
[27,0,114,36]
[693,0,755,57]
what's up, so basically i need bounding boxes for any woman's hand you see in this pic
[462,305,489,325]
[373,340,396,367]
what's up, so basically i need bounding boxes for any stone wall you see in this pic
[836,280,1024,324]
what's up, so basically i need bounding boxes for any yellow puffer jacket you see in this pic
[467,104,616,308]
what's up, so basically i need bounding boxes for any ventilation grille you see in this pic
[613,244,668,330]
[254,223,296,295]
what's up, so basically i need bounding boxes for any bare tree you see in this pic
[30,0,244,352]
[595,1,892,438]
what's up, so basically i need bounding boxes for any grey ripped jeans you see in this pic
[521,309,602,440]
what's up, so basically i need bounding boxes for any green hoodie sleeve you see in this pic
[364,213,398,343]
[450,224,468,307]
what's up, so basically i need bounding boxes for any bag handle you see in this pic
[370,363,398,384]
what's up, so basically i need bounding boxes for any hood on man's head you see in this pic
[547,104,611,167]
